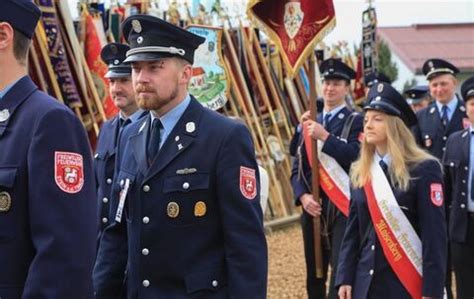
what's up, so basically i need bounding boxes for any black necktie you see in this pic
[441,105,449,127]
[379,160,391,185]
[147,118,162,166]
[323,113,332,128]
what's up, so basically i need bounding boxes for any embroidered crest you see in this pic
[377,83,384,93]
[283,1,304,52]
[430,183,443,207]
[132,19,142,33]
[55,152,84,194]
[240,166,257,200]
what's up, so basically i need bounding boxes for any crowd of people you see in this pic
[1,0,474,298]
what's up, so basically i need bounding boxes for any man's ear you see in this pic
[180,64,193,84]
[0,22,14,51]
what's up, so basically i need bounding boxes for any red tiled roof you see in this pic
[378,23,474,74]
[192,67,205,76]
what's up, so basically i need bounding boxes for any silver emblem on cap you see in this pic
[137,36,144,44]
[428,60,434,68]
[377,83,384,93]
[375,96,382,101]
[114,59,120,65]
[0,109,10,122]
[186,122,195,133]
[132,19,142,33]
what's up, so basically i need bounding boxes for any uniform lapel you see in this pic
[0,76,37,139]
[144,98,203,182]
[447,99,466,133]
[105,116,119,157]
[129,119,149,175]
[463,129,470,165]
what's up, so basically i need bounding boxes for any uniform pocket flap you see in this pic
[163,173,209,193]
[185,267,226,294]
[0,167,18,188]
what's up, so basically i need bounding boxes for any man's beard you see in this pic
[135,85,179,111]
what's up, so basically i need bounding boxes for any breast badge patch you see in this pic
[240,166,257,200]
[54,151,84,194]
[430,183,444,207]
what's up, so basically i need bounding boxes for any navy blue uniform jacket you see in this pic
[412,99,466,160]
[0,76,96,298]
[336,159,447,298]
[94,97,268,298]
[443,129,473,243]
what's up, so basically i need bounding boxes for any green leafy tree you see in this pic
[402,78,418,93]
[377,39,398,83]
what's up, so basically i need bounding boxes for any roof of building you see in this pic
[378,23,474,74]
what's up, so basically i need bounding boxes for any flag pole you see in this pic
[309,51,324,278]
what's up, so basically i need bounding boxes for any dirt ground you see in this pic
[266,224,308,298]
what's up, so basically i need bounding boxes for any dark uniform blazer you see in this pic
[0,76,96,298]
[94,112,147,241]
[336,159,447,298]
[443,129,473,243]
[94,116,120,239]
[94,97,267,298]
[412,99,466,160]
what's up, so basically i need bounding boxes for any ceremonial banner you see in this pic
[303,125,351,216]
[36,0,81,108]
[362,7,377,77]
[187,25,230,111]
[364,158,423,298]
[83,9,118,119]
[247,0,336,77]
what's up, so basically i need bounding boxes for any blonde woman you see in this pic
[336,82,447,299]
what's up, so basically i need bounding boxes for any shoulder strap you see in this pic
[340,112,359,141]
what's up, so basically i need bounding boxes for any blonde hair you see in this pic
[350,114,439,190]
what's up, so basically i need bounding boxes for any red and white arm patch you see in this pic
[430,183,444,207]
[240,166,257,200]
[55,151,84,194]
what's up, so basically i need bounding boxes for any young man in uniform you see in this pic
[412,58,466,298]
[412,58,466,160]
[0,0,96,297]
[291,58,363,299]
[95,43,146,242]
[443,76,474,299]
[93,15,267,298]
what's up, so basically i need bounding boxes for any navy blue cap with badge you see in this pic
[404,85,430,105]
[365,82,417,127]
[121,15,205,64]
[319,58,356,82]
[101,43,131,79]
[461,76,474,103]
[0,0,41,39]
[422,58,459,80]
[364,72,391,88]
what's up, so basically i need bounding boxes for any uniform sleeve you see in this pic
[335,192,360,287]
[321,114,363,172]
[216,123,268,298]
[23,108,96,298]
[290,133,311,206]
[416,160,447,297]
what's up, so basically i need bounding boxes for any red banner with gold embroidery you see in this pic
[247,0,335,77]
[83,10,118,119]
